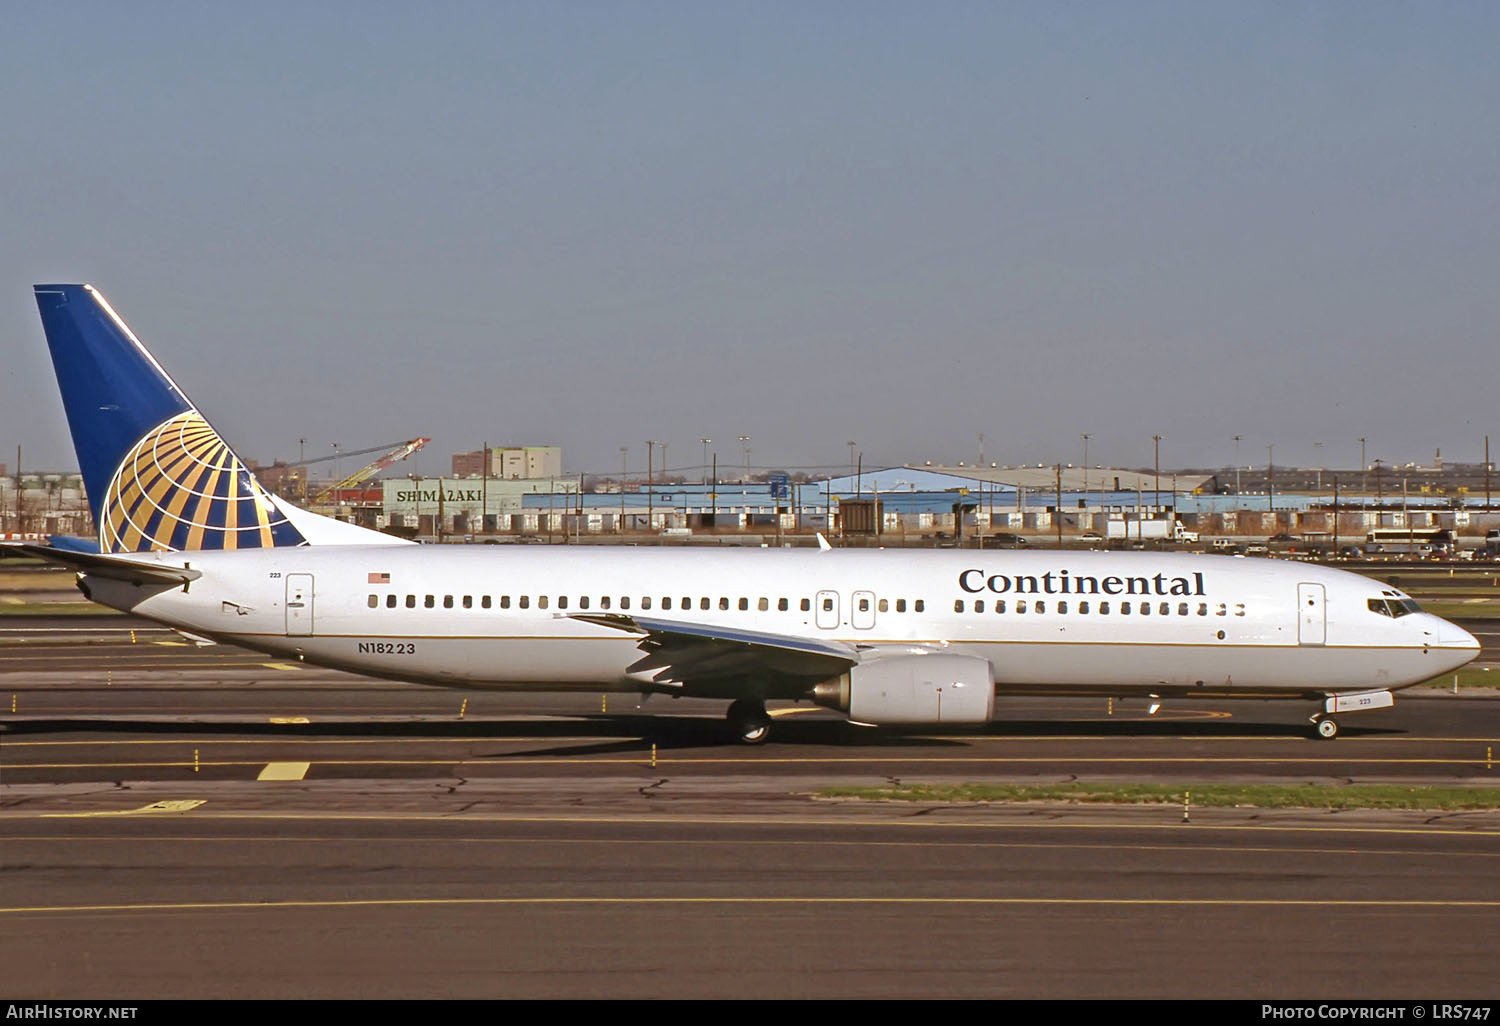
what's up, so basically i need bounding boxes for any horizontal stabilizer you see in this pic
[2,543,202,587]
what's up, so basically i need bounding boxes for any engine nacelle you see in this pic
[812,654,995,726]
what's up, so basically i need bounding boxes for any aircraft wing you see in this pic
[1,543,202,587]
[572,613,860,683]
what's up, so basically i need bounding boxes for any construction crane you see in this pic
[313,437,430,507]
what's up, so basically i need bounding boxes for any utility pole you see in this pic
[846,440,856,483]
[739,436,750,482]
[700,438,711,486]
[619,446,628,533]
[1486,435,1492,512]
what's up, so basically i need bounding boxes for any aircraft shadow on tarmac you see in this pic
[0,714,1405,750]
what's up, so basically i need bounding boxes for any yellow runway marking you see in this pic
[31,809,1500,838]
[267,717,310,724]
[12,755,1500,770]
[257,762,310,781]
[4,896,1499,916]
[58,800,207,817]
[9,835,1500,860]
[262,662,300,671]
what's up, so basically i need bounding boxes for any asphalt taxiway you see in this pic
[2,617,1498,999]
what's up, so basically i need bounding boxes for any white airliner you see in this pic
[10,284,1481,742]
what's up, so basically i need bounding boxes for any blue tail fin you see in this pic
[34,284,308,553]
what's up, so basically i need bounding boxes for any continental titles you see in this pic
[959,568,1206,597]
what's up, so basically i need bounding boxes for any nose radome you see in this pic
[1436,619,1480,650]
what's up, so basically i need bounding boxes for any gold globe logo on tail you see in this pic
[100,411,306,552]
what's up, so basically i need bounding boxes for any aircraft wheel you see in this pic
[727,699,771,745]
[1314,716,1340,740]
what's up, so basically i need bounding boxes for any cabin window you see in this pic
[519,595,529,609]
[1057,600,1068,614]
[758,598,769,612]
[1139,602,1149,616]
[718,597,729,611]
[599,596,610,610]
[1178,603,1188,616]
[498,596,509,609]
[778,598,788,611]
[1160,602,1170,616]
[1016,599,1027,613]
[995,599,1006,613]
[1196,603,1207,616]
[1099,601,1109,614]
[878,599,888,613]
[463,595,473,609]
[822,597,834,612]
[896,599,907,612]
[1121,601,1132,614]
[1034,600,1046,613]
[538,596,549,610]
[858,597,871,613]
[578,596,589,610]
[738,598,748,611]
[1234,603,1246,617]
[914,600,925,612]
[480,596,491,609]
[970,599,982,613]
[367,595,378,608]
[406,595,416,608]
[1079,600,1089,614]
[660,598,671,610]
[425,595,435,609]
[801,599,811,612]
[639,597,649,610]
[700,598,710,611]
[386,595,397,608]
[442,595,453,609]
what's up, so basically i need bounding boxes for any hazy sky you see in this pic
[3,1,1496,479]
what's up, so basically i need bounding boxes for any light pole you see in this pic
[619,446,628,533]
[1313,441,1323,490]
[1080,433,1090,498]
[846,440,856,483]
[1232,435,1242,496]
[1152,435,1162,517]
[739,436,750,482]
[1267,443,1275,515]
[700,438,711,486]
[1359,437,1367,510]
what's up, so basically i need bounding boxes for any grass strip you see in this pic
[816,782,1500,810]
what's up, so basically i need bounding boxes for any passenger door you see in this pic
[1297,583,1325,646]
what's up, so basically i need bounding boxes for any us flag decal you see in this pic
[368,572,391,584]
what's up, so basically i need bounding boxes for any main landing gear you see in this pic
[727,699,771,745]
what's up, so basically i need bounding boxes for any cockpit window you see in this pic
[1368,598,1421,618]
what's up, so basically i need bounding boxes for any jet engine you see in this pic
[811,654,995,725]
